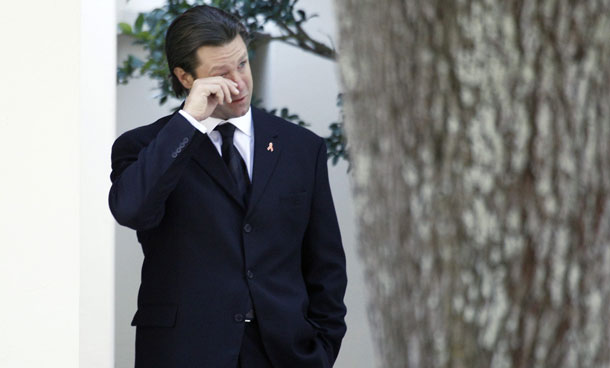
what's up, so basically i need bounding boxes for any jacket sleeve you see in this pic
[108,113,199,231]
[301,138,348,366]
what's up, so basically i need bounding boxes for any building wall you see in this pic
[115,1,376,367]
[80,0,117,366]
[0,0,116,367]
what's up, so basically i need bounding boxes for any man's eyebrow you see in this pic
[209,64,227,74]
[208,53,248,74]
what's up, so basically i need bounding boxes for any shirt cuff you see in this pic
[179,110,208,135]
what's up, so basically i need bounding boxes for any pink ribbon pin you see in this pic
[267,142,274,152]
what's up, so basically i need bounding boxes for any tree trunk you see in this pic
[334,0,610,367]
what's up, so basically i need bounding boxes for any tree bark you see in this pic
[334,0,610,367]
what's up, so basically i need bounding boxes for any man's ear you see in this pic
[173,67,194,90]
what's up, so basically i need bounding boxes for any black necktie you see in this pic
[215,123,250,206]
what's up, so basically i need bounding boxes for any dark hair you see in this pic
[165,5,249,97]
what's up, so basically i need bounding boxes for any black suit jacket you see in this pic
[109,107,347,367]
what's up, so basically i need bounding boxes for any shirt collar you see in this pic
[200,107,252,137]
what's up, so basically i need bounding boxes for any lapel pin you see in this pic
[267,142,274,152]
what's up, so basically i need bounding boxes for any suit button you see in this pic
[243,224,252,233]
[234,313,244,322]
[247,270,254,279]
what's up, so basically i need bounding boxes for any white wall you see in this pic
[0,0,115,367]
[80,0,117,367]
[0,1,80,366]
[115,1,375,367]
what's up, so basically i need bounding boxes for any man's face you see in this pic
[192,35,253,120]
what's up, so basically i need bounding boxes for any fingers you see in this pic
[213,84,226,105]
[195,77,239,105]
[227,79,240,96]
[219,81,232,104]
[184,77,240,121]
[215,77,239,104]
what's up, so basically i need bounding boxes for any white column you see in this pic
[80,0,116,366]
[0,1,81,367]
[0,0,116,366]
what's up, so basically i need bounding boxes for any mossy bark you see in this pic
[335,0,610,367]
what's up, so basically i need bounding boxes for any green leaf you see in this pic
[137,31,153,41]
[118,22,132,35]
[135,13,145,33]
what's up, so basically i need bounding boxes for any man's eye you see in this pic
[238,61,247,69]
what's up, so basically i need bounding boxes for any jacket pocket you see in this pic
[131,303,178,327]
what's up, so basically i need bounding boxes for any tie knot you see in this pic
[215,122,236,139]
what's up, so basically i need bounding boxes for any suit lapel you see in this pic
[190,132,246,210]
[247,108,280,216]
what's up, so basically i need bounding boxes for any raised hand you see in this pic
[183,77,240,121]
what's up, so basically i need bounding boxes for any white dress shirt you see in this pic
[179,107,254,180]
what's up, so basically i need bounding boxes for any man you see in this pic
[109,5,347,368]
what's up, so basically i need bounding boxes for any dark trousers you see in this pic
[237,320,274,368]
